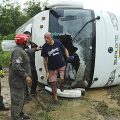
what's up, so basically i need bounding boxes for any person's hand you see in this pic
[26,76,32,86]
[36,46,42,51]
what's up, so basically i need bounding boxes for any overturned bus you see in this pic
[16,1,120,89]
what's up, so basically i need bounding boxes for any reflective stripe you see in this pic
[15,57,23,63]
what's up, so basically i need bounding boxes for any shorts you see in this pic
[48,66,65,82]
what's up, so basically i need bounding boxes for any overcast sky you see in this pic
[0,0,120,14]
[83,0,120,14]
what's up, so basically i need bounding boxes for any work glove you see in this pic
[66,56,74,63]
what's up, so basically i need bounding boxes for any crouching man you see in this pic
[9,34,32,120]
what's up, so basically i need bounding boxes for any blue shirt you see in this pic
[41,40,65,70]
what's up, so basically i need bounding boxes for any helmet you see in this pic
[15,34,28,45]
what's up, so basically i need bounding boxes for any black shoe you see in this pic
[26,96,32,102]
[30,92,37,96]
[59,84,64,92]
[0,105,9,111]
[0,102,9,111]
[81,91,85,96]
[21,115,30,120]
[20,112,30,120]
[53,100,59,105]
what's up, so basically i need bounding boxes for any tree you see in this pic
[0,0,43,36]
[0,0,30,35]
[0,15,15,35]
[24,0,42,18]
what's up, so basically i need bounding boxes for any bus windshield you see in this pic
[49,9,95,87]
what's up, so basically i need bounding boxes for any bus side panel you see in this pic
[32,11,50,85]
[114,15,120,85]
[91,11,117,88]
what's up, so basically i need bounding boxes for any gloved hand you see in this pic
[66,56,74,63]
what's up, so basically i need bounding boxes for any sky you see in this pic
[83,0,120,14]
[0,0,120,14]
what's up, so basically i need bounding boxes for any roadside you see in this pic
[0,75,120,120]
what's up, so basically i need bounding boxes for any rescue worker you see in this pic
[9,34,32,120]
[41,32,69,103]
[23,31,41,97]
[0,64,9,111]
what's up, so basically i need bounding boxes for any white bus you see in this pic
[15,1,120,88]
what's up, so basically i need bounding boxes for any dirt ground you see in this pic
[0,74,120,120]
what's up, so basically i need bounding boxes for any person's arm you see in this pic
[41,45,49,79]
[65,48,69,58]
[58,40,69,58]
[36,46,42,51]
[26,48,36,56]
[30,41,42,51]
[43,57,49,79]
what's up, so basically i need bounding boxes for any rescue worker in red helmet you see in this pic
[9,34,32,120]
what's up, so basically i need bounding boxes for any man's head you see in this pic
[23,31,31,43]
[44,32,53,44]
[15,34,29,47]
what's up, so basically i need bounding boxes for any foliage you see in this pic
[0,35,4,41]
[0,33,15,67]
[24,0,42,18]
[0,33,15,41]
[0,15,15,35]
[4,33,15,40]
[0,0,30,35]
[0,51,11,67]
[0,0,43,36]
[0,0,43,66]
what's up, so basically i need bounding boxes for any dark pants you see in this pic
[26,69,38,95]
[10,87,26,120]
[31,69,38,93]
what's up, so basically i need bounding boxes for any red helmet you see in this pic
[15,34,28,45]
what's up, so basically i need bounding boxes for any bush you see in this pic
[0,51,11,67]
[0,33,15,41]
[0,33,15,67]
